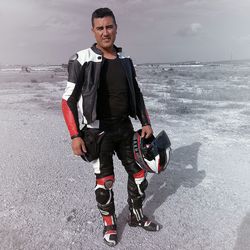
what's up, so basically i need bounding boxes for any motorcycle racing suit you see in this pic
[62,44,156,241]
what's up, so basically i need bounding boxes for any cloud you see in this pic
[177,23,203,37]
[1,0,250,64]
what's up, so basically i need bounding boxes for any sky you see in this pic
[1,0,250,65]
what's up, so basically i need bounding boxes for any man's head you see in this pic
[91,8,117,51]
[91,8,117,27]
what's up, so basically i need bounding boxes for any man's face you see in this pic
[92,16,117,50]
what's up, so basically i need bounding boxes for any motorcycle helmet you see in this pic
[133,130,171,174]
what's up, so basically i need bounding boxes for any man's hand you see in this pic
[71,137,87,156]
[141,125,153,139]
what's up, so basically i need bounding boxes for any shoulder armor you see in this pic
[69,53,78,61]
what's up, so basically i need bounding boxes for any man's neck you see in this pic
[96,45,117,59]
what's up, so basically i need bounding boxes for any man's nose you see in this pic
[103,28,108,36]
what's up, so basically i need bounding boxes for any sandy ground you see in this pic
[0,70,250,250]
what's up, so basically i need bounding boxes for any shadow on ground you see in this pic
[234,212,250,250]
[117,142,206,241]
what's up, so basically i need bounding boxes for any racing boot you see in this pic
[95,175,117,246]
[128,208,161,231]
[102,214,118,247]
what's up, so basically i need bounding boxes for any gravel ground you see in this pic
[0,70,250,250]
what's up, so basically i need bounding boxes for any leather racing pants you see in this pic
[92,117,148,225]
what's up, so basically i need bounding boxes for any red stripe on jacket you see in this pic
[61,99,79,137]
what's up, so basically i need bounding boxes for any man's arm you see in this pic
[61,54,87,155]
[130,59,153,138]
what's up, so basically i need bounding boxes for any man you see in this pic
[62,7,160,247]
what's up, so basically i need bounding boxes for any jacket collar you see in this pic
[91,43,122,55]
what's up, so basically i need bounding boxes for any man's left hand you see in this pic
[141,125,153,138]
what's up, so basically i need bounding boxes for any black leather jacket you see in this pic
[62,44,150,138]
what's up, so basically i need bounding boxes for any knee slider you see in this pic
[95,175,115,205]
[96,175,114,190]
[95,188,115,215]
[95,188,111,205]
[104,179,114,189]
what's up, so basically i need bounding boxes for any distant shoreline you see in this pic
[1,58,250,69]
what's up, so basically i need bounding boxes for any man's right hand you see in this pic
[71,137,87,156]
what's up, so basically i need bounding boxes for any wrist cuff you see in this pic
[71,134,81,140]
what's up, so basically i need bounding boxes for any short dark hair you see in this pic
[91,8,117,27]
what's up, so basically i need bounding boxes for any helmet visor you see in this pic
[142,130,171,160]
[153,130,171,151]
